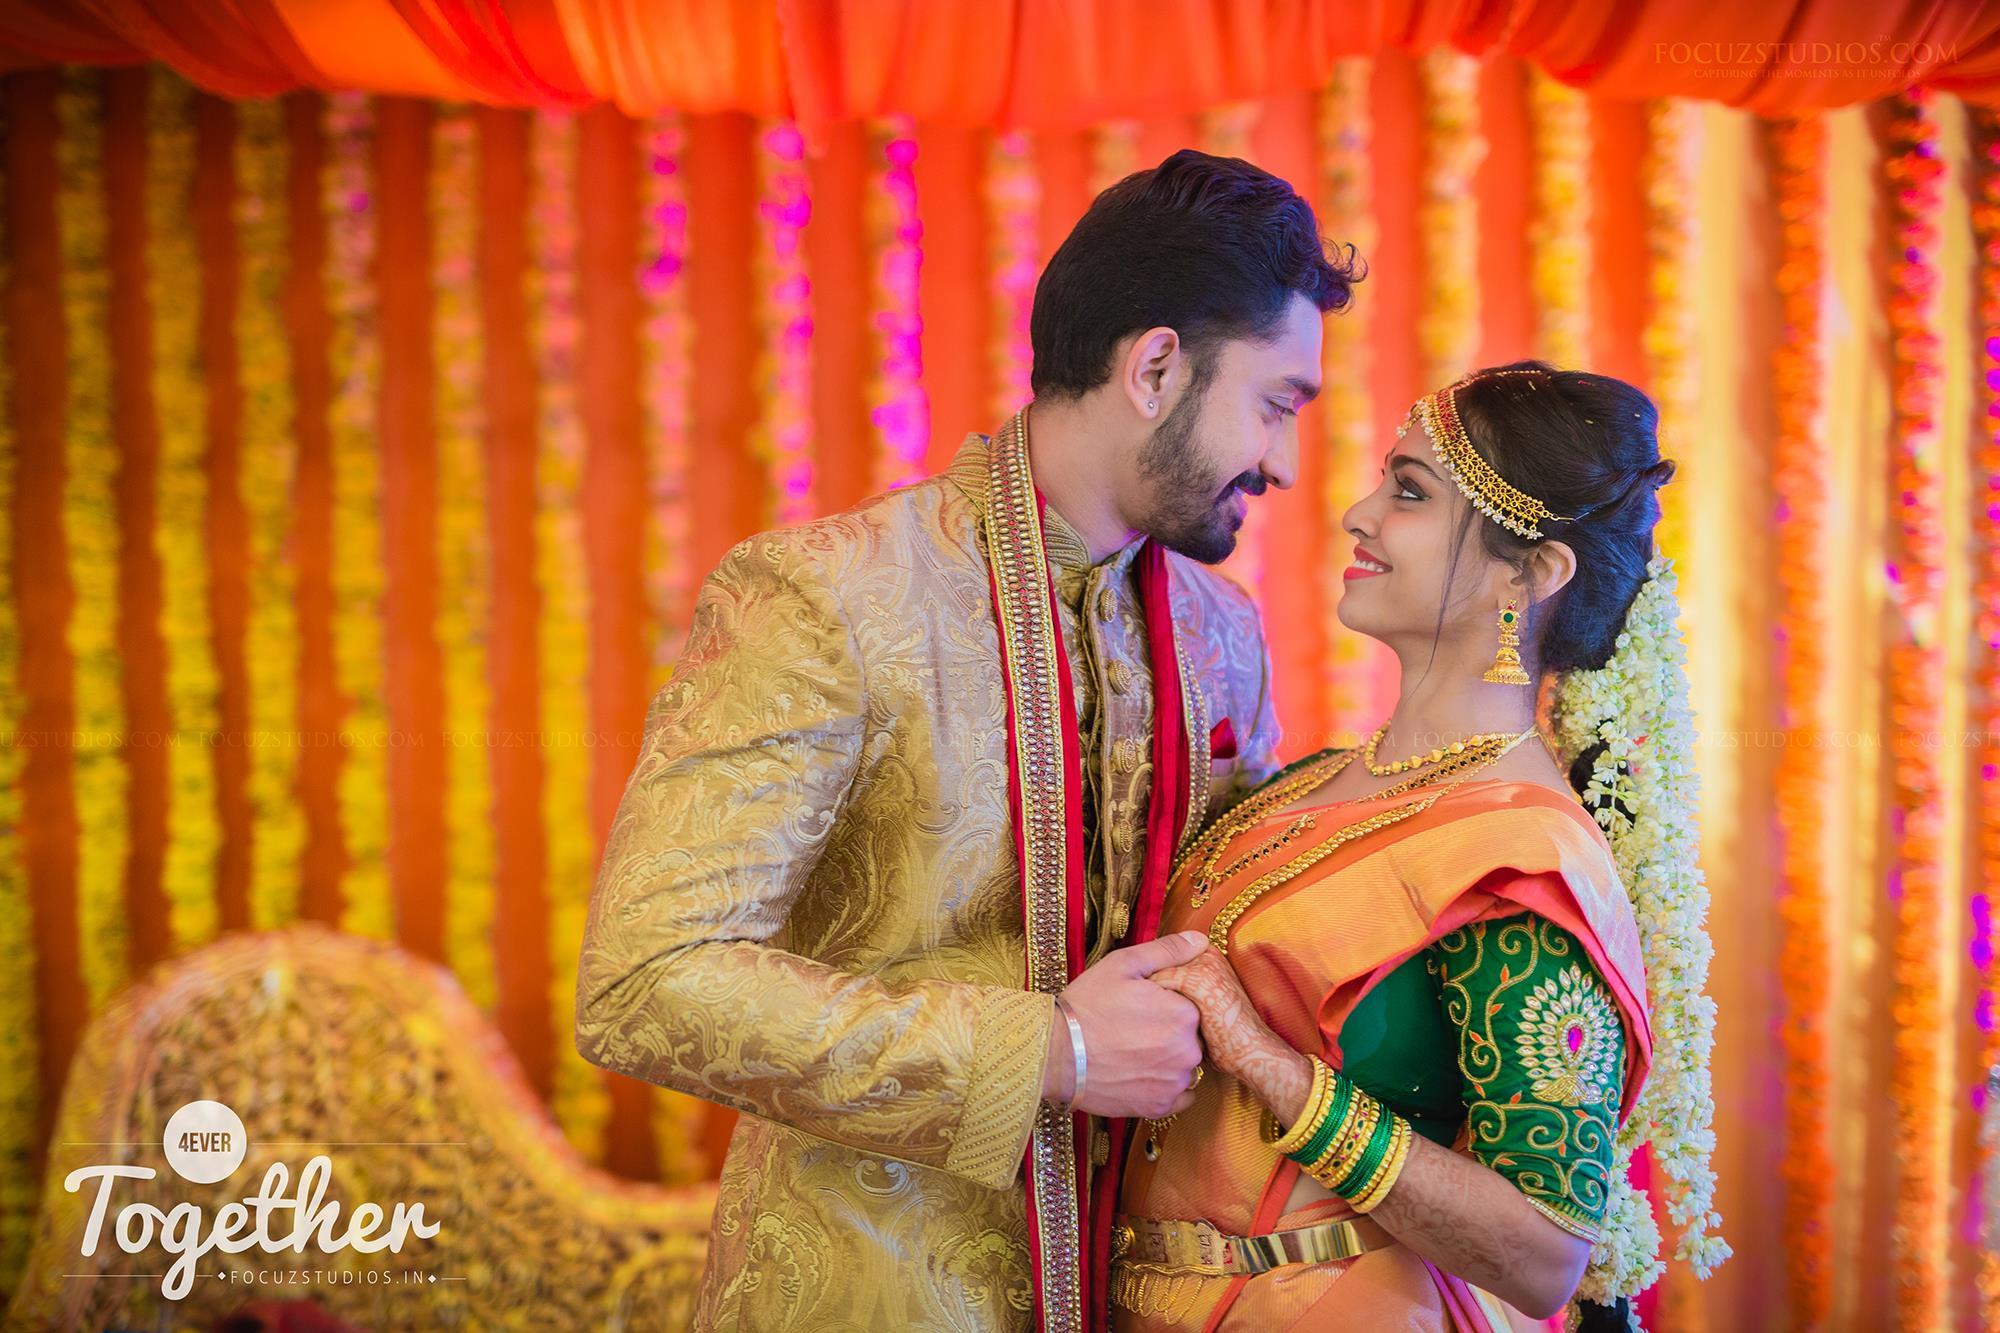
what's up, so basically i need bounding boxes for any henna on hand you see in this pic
[1152,947,1313,1123]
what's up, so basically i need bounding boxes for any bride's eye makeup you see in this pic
[1393,472,1426,501]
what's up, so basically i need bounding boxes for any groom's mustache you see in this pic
[1225,472,1267,500]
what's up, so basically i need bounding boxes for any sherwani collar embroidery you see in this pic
[946,431,1146,582]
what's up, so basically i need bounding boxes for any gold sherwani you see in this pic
[575,430,1280,1331]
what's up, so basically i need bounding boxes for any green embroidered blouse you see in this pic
[1335,911,1628,1241]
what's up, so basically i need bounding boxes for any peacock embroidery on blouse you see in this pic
[1513,961,1623,1108]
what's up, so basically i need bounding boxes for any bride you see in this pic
[1106,362,1725,1330]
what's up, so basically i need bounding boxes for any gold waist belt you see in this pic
[1110,1212,1396,1277]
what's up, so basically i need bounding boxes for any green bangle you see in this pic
[1334,1102,1396,1198]
[1288,1073,1354,1167]
[1352,1115,1413,1212]
[1286,1086,1340,1167]
[1306,1090,1378,1187]
[1342,1115,1396,1198]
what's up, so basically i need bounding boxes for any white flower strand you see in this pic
[1551,555,1730,1316]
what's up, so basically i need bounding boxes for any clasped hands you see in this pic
[1041,928,1288,1119]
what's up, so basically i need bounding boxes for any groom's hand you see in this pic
[1042,930,1208,1119]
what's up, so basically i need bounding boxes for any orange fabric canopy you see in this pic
[2,0,1997,137]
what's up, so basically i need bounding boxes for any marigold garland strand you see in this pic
[234,96,304,932]
[530,107,610,1161]
[323,91,393,941]
[1767,113,1835,1330]
[1970,102,2000,1333]
[985,129,1037,425]
[1642,99,1700,573]
[1416,50,1484,386]
[638,111,694,689]
[431,104,498,1012]
[146,70,221,955]
[1528,69,1590,367]
[868,117,927,492]
[1090,119,1139,197]
[1316,59,1377,741]
[1882,87,1948,1327]
[57,69,130,1011]
[0,73,39,1302]
[752,119,814,524]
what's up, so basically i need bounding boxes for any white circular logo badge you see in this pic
[162,1100,247,1184]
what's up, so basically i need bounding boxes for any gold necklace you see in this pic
[1176,748,1349,878]
[1176,748,1353,907]
[1209,812,1319,887]
[1349,735,1516,803]
[1360,723,1518,777]
[1205,726,1537,955]
[1179,734,1513,908]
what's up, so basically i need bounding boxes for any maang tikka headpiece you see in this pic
[1398,370,1587,541]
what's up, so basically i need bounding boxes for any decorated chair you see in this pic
[4,924,716,1332]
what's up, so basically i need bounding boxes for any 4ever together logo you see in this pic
[64,1099,443,1299]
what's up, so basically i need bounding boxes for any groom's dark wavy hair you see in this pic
[1028,149,1361,402]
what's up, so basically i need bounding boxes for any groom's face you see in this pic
[1131,292,1322,564]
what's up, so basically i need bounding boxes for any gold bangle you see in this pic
[1300,1090,1363,1179]
[1352,1116,1414,1213]
[1310,1091,1374,1182]
[1348,1110,1405,1207]
[1270,1056,1333,1158]
[1306,1090,1379,1189]
[1352,1120,1400,1200]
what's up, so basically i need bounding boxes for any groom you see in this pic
[575,149,1356,1333]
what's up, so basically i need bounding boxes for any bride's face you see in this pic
[1333,410,1521,652]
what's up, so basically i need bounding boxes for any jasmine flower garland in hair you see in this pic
[1551,555,1730,1314]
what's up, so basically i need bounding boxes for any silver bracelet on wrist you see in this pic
[1054,996,1087,1108]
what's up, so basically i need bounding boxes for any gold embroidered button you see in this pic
[1108,899,1132,939]
[1096,586,1116,623]
[1110,821,1135,853]
[1113,736,1142,774]
[1092,1130,1111,1166]
[1108,659,1134,694]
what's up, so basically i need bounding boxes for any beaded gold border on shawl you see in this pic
[983,410,1084,1333]
[1173,637,1209,857]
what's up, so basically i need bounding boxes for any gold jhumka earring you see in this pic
[1483,599,1532,686]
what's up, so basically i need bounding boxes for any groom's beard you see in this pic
[1136,389,1261,566]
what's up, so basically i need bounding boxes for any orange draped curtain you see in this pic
[1,0,1999,134]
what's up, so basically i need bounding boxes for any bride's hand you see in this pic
[1150,945,1283,1086]
[1154,945,1317,1125]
